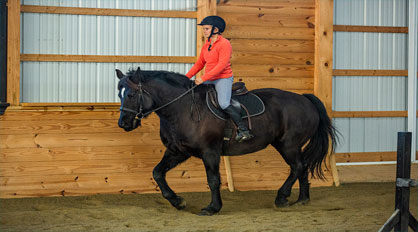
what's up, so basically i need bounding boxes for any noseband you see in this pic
[119,77,199,127]
[119,77,149,125]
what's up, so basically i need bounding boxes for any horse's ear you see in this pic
[115,69,124,79]
[135,67,141,77]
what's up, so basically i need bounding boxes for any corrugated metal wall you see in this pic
[333,0,414,155]
[21,0,197,10]
[20,0,196,103]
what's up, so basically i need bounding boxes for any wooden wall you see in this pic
[0,109,331,198]
[217,0,334,190]
[0,111,229,197]
[1,0,334,199]
[218,0,315,93]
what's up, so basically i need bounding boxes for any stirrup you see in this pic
[235,130,254,142]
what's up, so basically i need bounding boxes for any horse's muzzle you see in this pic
[118,118,136,131]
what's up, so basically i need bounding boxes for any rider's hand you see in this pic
[195,76,204,85]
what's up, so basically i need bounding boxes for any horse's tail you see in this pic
[302,94,338,180]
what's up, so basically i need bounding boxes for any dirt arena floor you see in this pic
[0,182,417,232]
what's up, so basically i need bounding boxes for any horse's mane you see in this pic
[126,69,191,89]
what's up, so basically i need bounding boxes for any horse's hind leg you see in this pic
[296,168,310,205]
[153,149,190,210]
[272,143,308,207]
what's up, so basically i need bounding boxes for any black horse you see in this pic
[116,67,338,216]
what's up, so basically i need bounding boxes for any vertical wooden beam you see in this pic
[314,0,333,111]
[195,1,236,191]
[196,0,216,79]
[196,0,216,55]
[223,155,234,192]
[7,0,20,106]
[314,0,339,186]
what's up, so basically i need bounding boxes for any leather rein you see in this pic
[119,77,200,127]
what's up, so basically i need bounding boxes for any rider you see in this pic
[185,15,254,142]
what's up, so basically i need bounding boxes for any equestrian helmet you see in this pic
[198,15,226,33]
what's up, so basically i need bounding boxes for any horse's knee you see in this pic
[206,174,221,189]
[152,167,164,182]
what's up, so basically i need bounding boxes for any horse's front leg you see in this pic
[153,149,190,210]
[198,151,222,216]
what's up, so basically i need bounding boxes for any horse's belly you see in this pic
[222,142,269,156]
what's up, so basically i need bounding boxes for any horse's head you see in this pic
[116,67,153,131]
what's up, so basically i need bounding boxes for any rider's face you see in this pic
[202,25,219,38]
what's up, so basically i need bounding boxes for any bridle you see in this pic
[119,77,200,127]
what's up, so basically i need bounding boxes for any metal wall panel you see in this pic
[333,0,410,155]
[20,0,197,103]
[333,32,408,70]
[334,0,408,26]
[22,0,197,11]
[21,14,196,56]
[21,62,193,103]
[333,76,407,111]
[333,117,407,153]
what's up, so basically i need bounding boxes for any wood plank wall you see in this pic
[218,0,315,93]
[217,0,333,191]
[1,0,333,199]
[0,111,230,198]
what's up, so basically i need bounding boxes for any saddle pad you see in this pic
[206,92,265,121]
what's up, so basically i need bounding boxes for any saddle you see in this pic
[206,82,264,155]
[206,82,265,122]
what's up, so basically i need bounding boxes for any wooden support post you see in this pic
[314,0,339,187]
[6,0,20,106]
[196,0,234,192]
[196,0,216,79]
[223,156,234,192]
[329,153,340,187]
[196,0,216,53]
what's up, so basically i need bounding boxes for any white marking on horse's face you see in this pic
[121,88,126,98]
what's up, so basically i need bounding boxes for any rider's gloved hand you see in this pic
[195,76,204,85]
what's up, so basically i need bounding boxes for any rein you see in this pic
[120,77,200,126]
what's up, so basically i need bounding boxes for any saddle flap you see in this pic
[206,89,265,121]
[208,87,220,109]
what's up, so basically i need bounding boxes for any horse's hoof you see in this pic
[197,209,213,216]
[274,199,290,208]
[196,207,218,216]
[294,198,310,206]
[172,196,186,210]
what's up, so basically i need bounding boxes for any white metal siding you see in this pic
[334,0,408,27]
[21,62,192,103]
[333,0,410,155]
[20,0,197,103]
[21,14,196,56]
[22,0,197,11]
[333,118,407,153]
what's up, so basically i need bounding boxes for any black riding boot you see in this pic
[224,105,254,142]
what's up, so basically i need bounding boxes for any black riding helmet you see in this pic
[198,16,226,50]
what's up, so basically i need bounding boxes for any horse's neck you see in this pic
[150,83,185,102]
[147,81,188,119]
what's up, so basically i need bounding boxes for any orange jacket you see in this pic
[186,35,233,82]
